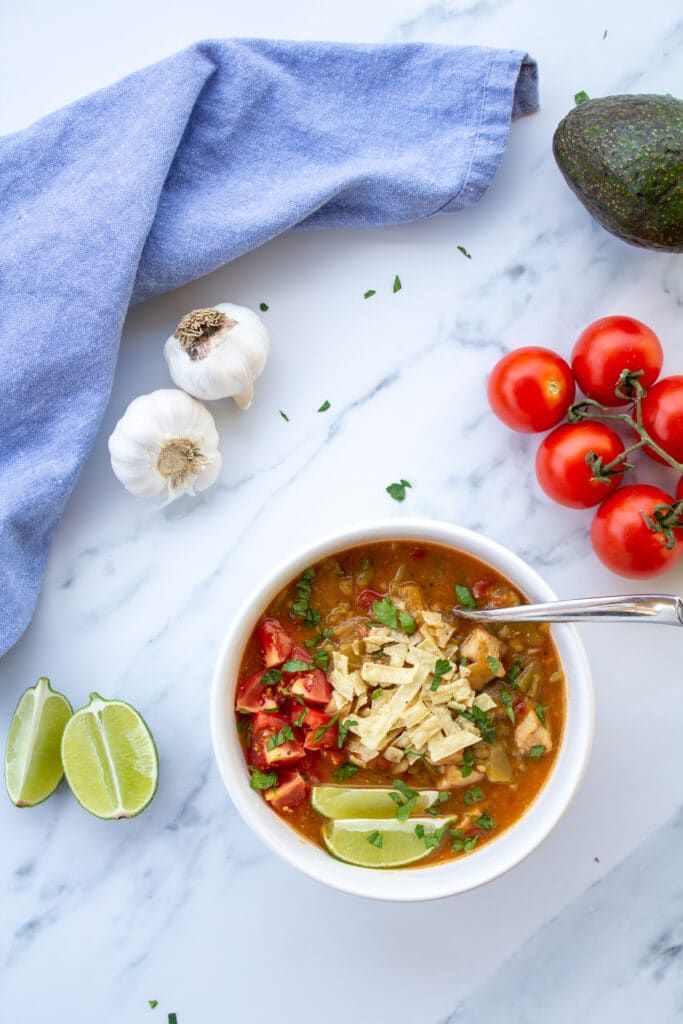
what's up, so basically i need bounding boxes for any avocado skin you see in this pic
[553,94,683,252]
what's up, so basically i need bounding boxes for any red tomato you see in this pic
[265,771,309,811]
[535,422,626,509]
[290,668,332,707]
[249,712,290,769]
[356,589,384,609]
[257,619,293,668]
[591,485,683,578]
[487,347,575,433]
[571,317,662,406]
[640,376,683,466]
[235,671,279,714]
[472,578,492,599]
[304,720,339,751]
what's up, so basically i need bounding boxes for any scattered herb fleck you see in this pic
[317,400,331,413]
[261,668,283,687]
[392,274,402,293]
[338,719,357,748]
[508,656,523,686]
[259,302,269,312]
[312,649,329,671]
[291,568,321,628]
[282,658,314,673]
[386,479,412,502]
[364,289,376,299]
[461,705,496,743]
[487,655,501,675]
[266,725,295,751]
[536,702,547,727]
[371,687,384,701]
[415,824,426,839]
[149,1001,158,1010]
[463,835,478,851]
[294,708,308,728]
[464,786,484,807]
[372,596,399,629]
[454,584,476,609]
[457,245,472,259]
[476,813,495,831]
[575,90,590,105]
[313,716,339,744]
[333,762,360,782]
[279,410,289,421]
[304,629,333,648]
[529,745,546,760]
[168,1015,178,1024]
[367,830,384,848]
[461,749,475,778]
[430,658,452,692]
[500,688,515,724]
[399,610,417,635]
[423,822,450,849]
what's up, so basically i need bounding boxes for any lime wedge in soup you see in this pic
[5,677,73,807]
[323,817,452,868]
[61,693,158,819]
[312,785,442,819]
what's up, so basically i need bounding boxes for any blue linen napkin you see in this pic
[0,39,538,657]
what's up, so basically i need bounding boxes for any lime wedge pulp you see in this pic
[61,693,158,819]
[323,817,452,868]
[5,677,73,807]
[312,785,442,820]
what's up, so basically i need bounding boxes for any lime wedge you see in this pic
[323,817,451,868]
[5,677,72,807]
[61,693,158,819]
[312,785,442,819]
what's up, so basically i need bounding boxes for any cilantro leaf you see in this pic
[367,830,384,848]
[386,480,412,502]
[317,400,331,413]
[536,702,547,727]
[266,725,295,751]
[461,749,475,778]
[575,90,590,105]
[461,705,496,743]
[261,668,283,687]
[487,655,501,675]
[393,779,418,801]
[399,610,417,635]
[313,715,339,744]
[149,1001,158,1009]
[338,719,357,748]
[290,568,321,628]
[415,824,425,839]
[430,658,452,692]
[282,658,314,673]
[508,656,523,686]
[333,762,360,782]
[371,687,384,701]
[279,410,289,421]
[500,688,515,724]
[364,289,376,299]
[372,596,399,629]
[464,786,484,807]
[393,274,402,293]
[249,768,277,790]
[454,584,476,609]
[476,813,495,832]
[457,245,472,259]
[529,745,546,760]
[259,302,269,312]
[304,629,333,648]
[423,822,449,849]
[294,708,308,728]
[312,649,329,671]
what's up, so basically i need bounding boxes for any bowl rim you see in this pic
[210,518,594,902]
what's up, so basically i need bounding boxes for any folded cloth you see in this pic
[0,39,538,657]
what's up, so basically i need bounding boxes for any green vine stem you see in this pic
[567,369,683,478]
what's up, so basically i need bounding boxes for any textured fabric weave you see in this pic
[0,38,538,656]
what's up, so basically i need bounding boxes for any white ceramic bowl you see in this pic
[211,519,594,902]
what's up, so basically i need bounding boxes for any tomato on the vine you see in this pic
[640,375,683,466]
[535,422,626,509]
[487,347,575,433]
[571,317,663,406]
[591,484,683,578]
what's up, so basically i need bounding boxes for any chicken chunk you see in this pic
[436,763,484,789]
[460,627,506,690]
[515,709,552,754]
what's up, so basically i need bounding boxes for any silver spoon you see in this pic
[452,594,683,626]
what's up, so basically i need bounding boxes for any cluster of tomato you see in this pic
[487,316,683,578]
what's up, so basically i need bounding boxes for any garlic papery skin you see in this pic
[108,389,222,504]
[164,302,269,408]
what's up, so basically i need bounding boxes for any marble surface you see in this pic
[1,1,682,1022]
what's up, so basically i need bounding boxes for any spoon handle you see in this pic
[452,594,683,626]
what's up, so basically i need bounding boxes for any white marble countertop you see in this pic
[1,1,682,1022]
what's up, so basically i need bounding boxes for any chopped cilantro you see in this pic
[461,749,475,778]
[291,568,321,628]
[463,835,478,851]
[575,90,590,105]
[333,762,360,782]
[457,245,472,259]
[529,745,546,760]
[454,584,476,609]
[279,410,289,421]
[367,830,383,848]
[415,824,425,839]
[259,302,269,312]
[338,719,357,748]
[304,628,333,648]
[476,813,495,831]
[404,748,426,760]
[500,688,515,724]
[393,779,418,801]
[464,786,484,807]
[293,708,308,728]
[430,658,452,692]
[249,768,277,790]
[317,400,331,413]
[168,1015,178,1024]
[313,715,339,744]
[245,720,253,747]
[399,610,417,635]
[261,667,283,687]
[461,705,496,743]
[372,596,399,629]
[364,289,376,299]
[371,687,384,701]
[536,702,547,727]
[487,655,501,675]
[282,658,314,673]
[427,791,449,814]
[392,274,402,293]
[386,479,412,502]
[149,1001,158,1009]
[312,649,329,671]
[508,656,523,686]
[423,822,449,849]
[266,725,295,751]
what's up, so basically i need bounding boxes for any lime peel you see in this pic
[5,677,72,807]
[323,816,453,868]
[312,785,441,820]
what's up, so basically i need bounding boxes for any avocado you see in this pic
[553,94,683,252]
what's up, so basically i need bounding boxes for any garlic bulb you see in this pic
[164,303,269,409]
[108,389,221,504]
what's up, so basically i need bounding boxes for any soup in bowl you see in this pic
[211,520,593,901]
